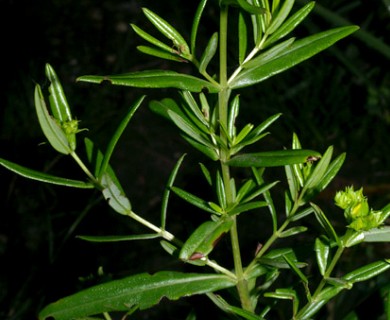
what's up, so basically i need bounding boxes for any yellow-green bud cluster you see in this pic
[335,186,387,231]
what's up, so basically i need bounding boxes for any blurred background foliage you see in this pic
[0,0,389,319]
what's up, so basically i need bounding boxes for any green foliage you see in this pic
[2,0,390,319]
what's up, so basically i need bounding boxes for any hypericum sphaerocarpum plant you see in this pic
[2,1,390,319]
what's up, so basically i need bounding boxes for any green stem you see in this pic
[219,4,252,312]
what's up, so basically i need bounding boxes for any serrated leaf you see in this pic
[0,157,93,189]
[34,85,71,155]
[227,149,321,167]
[77,70,220,93]
[230,26,359,88]
[38,271,236,320]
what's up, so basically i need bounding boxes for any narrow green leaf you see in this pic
[243,37,295,70]
[238,11,248,65]
[233,123,254,146]
[191,0,208,54]
[84,138,123,192]
[312,152,346,192]
[199,163,213,186]
[242,181,279,203]
[34,85,71,155]
[230,26,359,89]
[168,110,212,147]
[161,154,187,229]
[216,170,227,210]
[363,227,390,242]
[149,98,183,121]
[39,271,236,320]
[136,45,186,62]
[179,218,233,261]
[77,234,160,242]
[142,8,190,58]
[304,146,333,189]
[45,63,72,122]
[78,70,220,93]
[181,135,220,161]
[101,173,131,215]
[264,1,315,47]
[315,237,330,276]
[279,226,307,238]
[236,0,267,14]
[285,163,299,201]
[131,24,176,54]
[226,149,321,167]
[180,91,210,129]
[343,260,390,283]
[0,158,93,189]
[311,202,340,245]
[171,186,218,214]
[199,32,218,74]
[260,248,306,269]
[228,201,267,216]
[207,293,264,320]
[228,95,240,140]
[245,113,282,141]
[290,207,314,221]
[98,96,145,181]
[266,0,295,34]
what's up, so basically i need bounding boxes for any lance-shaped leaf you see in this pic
[238,11,248,64]
[98,96,145,181]
[171,186,219,214]
[101,173,131,215]
[264,1,315,47]
[45,63,72,123]
[363,227,390,242]
[311,202,340,246]
[142,8,191,58]
[77,233,160,243]
[343,260,390,283]
[191,0,208,54]
[229,26,359,89]
[0,158,93,189]
[136,45,186,62]
[226,149,321,167]
[34,84,71,155]
[199,32,218,74]
[266,0,295,35]
[78,70,220,93]
[179,218,233,262]
[315,237,330,276]
[38,271,236,320]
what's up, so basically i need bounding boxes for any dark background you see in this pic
[1,0,390,319]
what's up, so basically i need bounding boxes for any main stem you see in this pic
[219,5,253,312]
